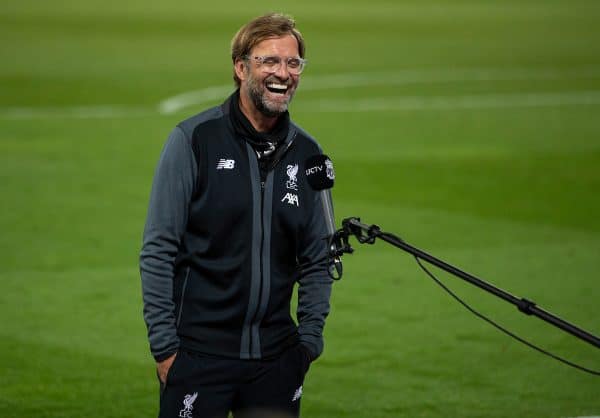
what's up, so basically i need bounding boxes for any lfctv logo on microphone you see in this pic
[305,165,323,175]
[305,158,334,179]
[305,155,335,191]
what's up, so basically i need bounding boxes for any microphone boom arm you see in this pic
[331,217,600,350]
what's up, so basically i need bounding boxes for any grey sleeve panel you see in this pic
[140,126,197,361]
[297,189,335,361]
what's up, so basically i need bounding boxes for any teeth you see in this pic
[267,83,288,90]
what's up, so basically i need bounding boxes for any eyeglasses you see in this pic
[245,55,307,75]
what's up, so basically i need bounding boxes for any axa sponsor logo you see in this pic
[216,158,235,170]
[281,192,299,207]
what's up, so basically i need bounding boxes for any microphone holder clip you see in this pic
[331,216,379,257]
[329,224,354,259]
[342,217,380,245]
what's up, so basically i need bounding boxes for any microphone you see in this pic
[305,154,335,191]
[304,154,342,278]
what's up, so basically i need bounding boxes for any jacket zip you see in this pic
[249,179,265,357]
[176,266,191,328]
[240,145,262,358]
[242,133,296,359]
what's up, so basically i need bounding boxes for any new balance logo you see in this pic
[281,193,299,206]
[292,385,303,402]
[216,159,235,170]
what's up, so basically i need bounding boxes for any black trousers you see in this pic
[158,344,311,418]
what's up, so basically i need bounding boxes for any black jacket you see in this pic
[140,93,335,362]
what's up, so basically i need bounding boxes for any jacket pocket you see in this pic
[165,351,181,386]
[176,267,191,328]
[158,352,180,395]
[282,344,311,380]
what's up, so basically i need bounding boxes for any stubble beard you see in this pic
[245,71,297,118]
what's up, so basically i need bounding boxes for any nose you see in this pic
[274,60,290,80]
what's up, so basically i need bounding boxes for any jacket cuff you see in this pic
[298,339,321,362]
[154,349,178,363]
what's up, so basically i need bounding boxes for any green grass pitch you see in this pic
[1,1,599,417]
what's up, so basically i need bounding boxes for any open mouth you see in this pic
[265,82,289,94]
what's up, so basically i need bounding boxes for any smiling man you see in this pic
[238,36,300,123]
[140,13,336,418]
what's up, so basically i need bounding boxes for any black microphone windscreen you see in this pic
[305,154,335,190]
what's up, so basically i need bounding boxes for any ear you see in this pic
[234,58,247,82]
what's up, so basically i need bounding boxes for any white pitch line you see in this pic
[3,67,600,120]
[158,85,233,115]
[157,67,600,114]
[297,91,600,112]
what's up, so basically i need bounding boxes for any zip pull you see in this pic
[261,181,265,190]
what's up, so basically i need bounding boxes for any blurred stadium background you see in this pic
[1,1,599,417]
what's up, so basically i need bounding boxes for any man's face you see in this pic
[238,35,301,117]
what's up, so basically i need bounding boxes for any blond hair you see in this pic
[231,13,305,87]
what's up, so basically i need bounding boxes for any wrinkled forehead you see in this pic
[250,35,300,57]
